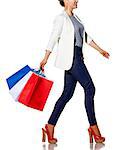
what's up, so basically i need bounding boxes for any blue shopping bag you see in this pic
[6,65,31,90]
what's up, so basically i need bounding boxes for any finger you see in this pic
[40,65,44,71]
[107,52,110,56]
[107,53,110,57]
[105,54,109,59]
[104,52,109,57]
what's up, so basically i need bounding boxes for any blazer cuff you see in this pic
[45,49,52,53]
[87,34,93,44]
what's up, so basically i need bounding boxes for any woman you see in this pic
[40,0,110,144]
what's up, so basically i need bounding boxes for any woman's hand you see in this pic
[99,49,110,59]
[40,50,51,70]
[40,58,47,70]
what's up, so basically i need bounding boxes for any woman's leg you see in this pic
[47,70,77,126]
[70,59,97,126]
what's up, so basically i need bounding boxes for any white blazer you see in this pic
[45,9,93,70]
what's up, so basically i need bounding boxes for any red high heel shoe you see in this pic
[42,124,58,144]
[88,126,105,143]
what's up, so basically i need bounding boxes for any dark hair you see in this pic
[58,0,65,7]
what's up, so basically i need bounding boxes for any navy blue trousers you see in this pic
[48,45,97,126]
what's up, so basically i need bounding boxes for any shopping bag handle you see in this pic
[32,67,46,77]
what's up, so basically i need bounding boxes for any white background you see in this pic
[0,0,128,150]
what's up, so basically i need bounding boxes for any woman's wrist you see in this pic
[98,48,103,53]
[43,57,48,61]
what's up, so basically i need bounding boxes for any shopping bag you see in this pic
[6,65,33,101]
[8,71,32,101]
[18,72,53,111]
[6,65,31,89]
[6,65,47,101]
[6,65,54,111]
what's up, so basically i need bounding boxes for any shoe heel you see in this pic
[88,126,105,143]
[42,128,46,142]
[88,129,93,143]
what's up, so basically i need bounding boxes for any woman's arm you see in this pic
[40,15,64,69]
[88,40,110,59]
[85,31,110,59]
[40,50,51,69]
[45,15,64,53]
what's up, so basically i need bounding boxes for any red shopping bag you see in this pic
[18,73,54,111]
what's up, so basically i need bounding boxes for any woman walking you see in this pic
[40,0,110,144]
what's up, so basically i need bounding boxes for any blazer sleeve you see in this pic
[85,31,93,44]
[45,15,64,52]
